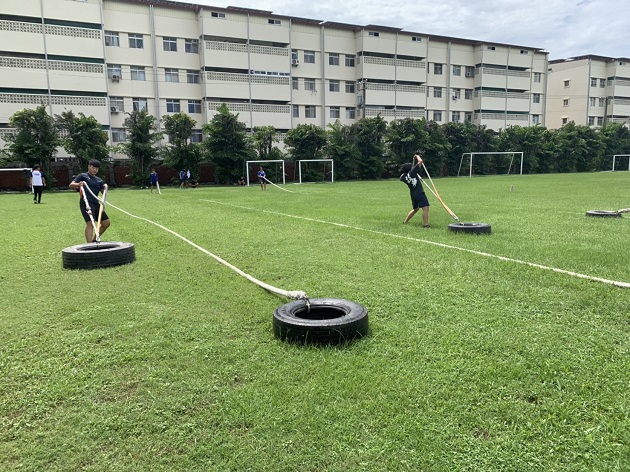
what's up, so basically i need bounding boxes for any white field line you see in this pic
[202,199,630,290]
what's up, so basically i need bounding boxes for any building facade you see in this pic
[546,55,630,129]
[0,0,548,160]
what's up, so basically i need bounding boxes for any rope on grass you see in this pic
[101,198,309,301]
[617,208,630,213]
[263,176,294,193]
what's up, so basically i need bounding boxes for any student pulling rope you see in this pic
[420,161,462,224]
[80,185,101,242]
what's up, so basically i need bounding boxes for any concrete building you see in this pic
[0,0,548,160]
[547,55,630,129]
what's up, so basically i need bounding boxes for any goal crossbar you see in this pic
[458,152,523,177]
[612,154,630,171]
[245,160,285,186]
[297,159,334,184]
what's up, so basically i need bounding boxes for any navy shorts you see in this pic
[411,193,430,210]
[80,199,108,222]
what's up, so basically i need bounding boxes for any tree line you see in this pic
[2,103,629,186]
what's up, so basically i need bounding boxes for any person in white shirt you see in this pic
[30,165,46,204]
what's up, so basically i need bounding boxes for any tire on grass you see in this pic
[585,210,621,218]
[62,242,135,270]
[448,222,492,234]
[273,298,368,345]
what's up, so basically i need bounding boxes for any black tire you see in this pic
[273,298,369,345]
[586,210,621,218]
[62,242,135,270]
[448,222,492,234]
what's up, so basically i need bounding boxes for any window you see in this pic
[411,36,421,42]
[533,93,541,104]
[562,117,568,125]
[345,55,355,67]
[465,112,472,122]
[110,97,124,111]
[105,31,119,47]
[187,70,200,84]
[487,46,496,50]
[346,107,356,119]
[465,89,473,100]
[563,99,569,106]
[453,65,461,76]
[599,79,605,88]
[292,105,299,118]
[304,51,315,64]
[532,114,540,124]
[597,117,604,125]
[191,130,203,143]
[132,98,147,112]
[268,18,281,25]
[345,81,355,93]
[465,66,474,78]
[589,97,596,106]
[185,39,199,54]
[591,78,597,87]
[166,99,181,113]
[129,33,143,49]
[452,111,460,122]
[563,80,570,88]
[291,49,298,62]
[588,116,595,126]
[520,49,528,55]
[107,64,122,79]
[163,37,177,52]
[188,100,201,114]
[305,105,316,118]
[111,128,126,142]
[130,66,146,81]
[433,111,442,121]
[211,11,225,18]
[305,79,316,91]
[330,106,340,119]
[453,88,461,99]
[598,97,605,107]
[165,69,179,82]
[368,31,380,37]
[329,53,340,66]
[433,87,442,98]
[329,80,340,92]
[292,78,298,90]
[434,63,443,75]
[532,72,541,83]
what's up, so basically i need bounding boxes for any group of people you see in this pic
[29,152,430,245]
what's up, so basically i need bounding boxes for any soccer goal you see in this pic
[245,160,286,186]
[612,154,630,171]
[297,159,334,184]
[0,167,32,191]
[458,152,523,177]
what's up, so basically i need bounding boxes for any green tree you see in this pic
[251,125,278,159]
[552,122,601,173]
[202,104,254,184]
[599,122,630,170]
[349,115,387,179]
[56,110,110,173]
[117,110,163,187]
[385,118,430,175]
[325,120,360,180]
[161,112,200,180]
[421,120,450,177]
[6,104,60,177]
[284,124,328,161]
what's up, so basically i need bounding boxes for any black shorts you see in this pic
[411,193,430,210]
[80,199,108,222]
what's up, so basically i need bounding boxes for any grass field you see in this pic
[1,172,629,471]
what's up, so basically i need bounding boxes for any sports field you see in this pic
[1,172,628,471]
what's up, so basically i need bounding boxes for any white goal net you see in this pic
[0,167,32,191]
[612,154,630,171]
[245,160,286,186]
[297,159,334,184]
[458,152,523,177]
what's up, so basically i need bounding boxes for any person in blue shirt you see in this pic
[256,167,267,190]
[399,154,430,227]
[179,169,186,188]
[150,168,159,193]
[69,159,110,242]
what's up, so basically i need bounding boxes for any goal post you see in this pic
[612,154,630,171]
[0,167,32,191]
[458,152,523,177]
[297,159,334,184]
[245,160,286,186]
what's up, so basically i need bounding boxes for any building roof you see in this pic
[550,54,630,64]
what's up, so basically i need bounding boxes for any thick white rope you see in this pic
[617,208,630,213]
[80,185,100,242]
[263,176,294,193]
[100,197,308,301]
[420,162,461,223]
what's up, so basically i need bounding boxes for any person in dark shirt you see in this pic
[69,159,110,242]
[399,154,430,227]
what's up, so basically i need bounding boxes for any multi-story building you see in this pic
[547,55,630,129]
[0,0,548,160]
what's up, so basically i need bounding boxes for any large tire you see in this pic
[586,210,621,218]
[448,222,492,234]
[62,242,135,270]
[273,298,369,345]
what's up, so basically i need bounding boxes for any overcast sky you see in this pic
[170,0,628,60]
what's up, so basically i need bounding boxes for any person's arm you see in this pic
[69,175,84,190]
[42,175,46,187]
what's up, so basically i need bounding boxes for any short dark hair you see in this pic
[399,163,412,174]
[88,159,100,168]
[33,165,40,170]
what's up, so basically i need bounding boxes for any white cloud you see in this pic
[172,0,629,59]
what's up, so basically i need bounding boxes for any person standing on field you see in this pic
[150,168,159,193]
[179,169,186,188]
[69,159,110,243]
[257,167,267,190]
[30,165,46,204]
[400,154,430,227]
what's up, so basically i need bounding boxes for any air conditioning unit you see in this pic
[465,72,472,78]
[111,74,120,82]
[452,96,458,101]
[110,106,120,113]
[291,59,299,66]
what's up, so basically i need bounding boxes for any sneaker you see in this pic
[423,224,430,228]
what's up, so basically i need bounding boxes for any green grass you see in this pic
[1,172,629,471]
